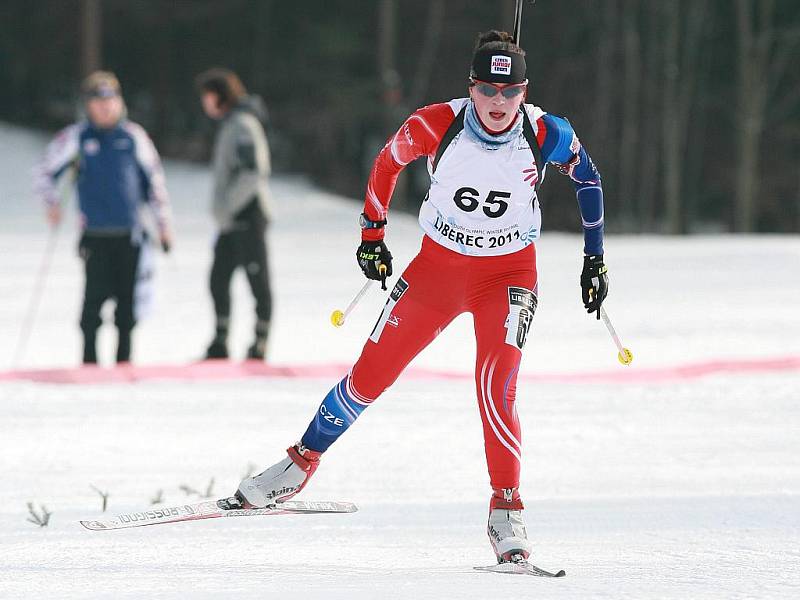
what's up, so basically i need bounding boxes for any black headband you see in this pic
[470,48,527,84]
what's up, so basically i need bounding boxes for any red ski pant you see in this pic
[351,236,538,495]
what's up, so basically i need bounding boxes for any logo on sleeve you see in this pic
[490,55,512,76]
[569,132,581,155]
[402,122,414,146]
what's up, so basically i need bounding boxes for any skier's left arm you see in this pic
[129,123,174,252]
[539,114,608,318]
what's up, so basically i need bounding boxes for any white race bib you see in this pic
[419,102,545,257]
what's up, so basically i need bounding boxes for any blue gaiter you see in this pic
[301,375,370,453]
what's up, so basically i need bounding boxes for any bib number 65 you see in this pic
[453,187,511,218]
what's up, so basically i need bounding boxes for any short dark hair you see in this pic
[195,68,247,110]
[473,30,525,57]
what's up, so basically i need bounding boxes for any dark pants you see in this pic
[210,199,272,325]
[79,232,140,364]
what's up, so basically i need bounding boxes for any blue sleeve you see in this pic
[540,114,604,256]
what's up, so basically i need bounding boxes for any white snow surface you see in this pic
[1,121,799,599]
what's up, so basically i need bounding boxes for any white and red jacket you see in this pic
[362,98,605,256]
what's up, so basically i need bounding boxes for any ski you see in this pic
[80,498,358,531]
[475,555,566,577]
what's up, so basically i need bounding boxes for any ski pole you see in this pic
[512,0,536,45]
[330,265,387,328]
[599,306,633,366]
[13,224,60,367]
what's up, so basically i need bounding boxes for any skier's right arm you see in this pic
[361,103,456,241]
[33,125,80,227]
[357,103,455,287]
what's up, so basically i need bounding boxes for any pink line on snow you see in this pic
[0,356,798,385]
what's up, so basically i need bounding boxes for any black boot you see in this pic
[246,319,269,360]
[82,328,98,364]
[205,316,230,359]
[117,328,132,364]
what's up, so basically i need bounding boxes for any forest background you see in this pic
[1,0,798,234]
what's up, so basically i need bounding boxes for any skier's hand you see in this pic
[580,254,608,319]
[159,228,173,254]
[357,240,392,290]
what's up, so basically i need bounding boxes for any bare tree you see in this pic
[407,0,445,109]
[378,0,399,133]
[377,0,409,209]
[80,0,102,77]
[637,0,662,231]
[500,0,516,33]
[618,0,641,226]
[250,0,273,94]
[734,0,800,231]
[593,0,618,152]
[661,0,709,234]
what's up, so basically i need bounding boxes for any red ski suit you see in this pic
[351,100,548,504]
[352,238,536,497]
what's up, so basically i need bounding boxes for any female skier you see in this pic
[230,30,609,563]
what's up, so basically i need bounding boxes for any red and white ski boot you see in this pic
[487,487,533,562]
[234,444,321,508]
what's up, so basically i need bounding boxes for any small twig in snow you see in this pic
[26,502,51,527]
[179,484,199,496]
[90,485,110,512]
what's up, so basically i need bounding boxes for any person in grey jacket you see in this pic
[196,68,273,360]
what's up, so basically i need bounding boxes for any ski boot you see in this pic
[487,488,533,562]
[233,444,321,508]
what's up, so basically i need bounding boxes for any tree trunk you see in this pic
[500,1,516,35]
[661,2,681,234]
[618,0,640,227]
[378,0,398,132]
[593,0,617,152]
[408,0,444,109]
[638,0,661,231]
[661,0,708,234]
[734,0,775,232]
[80,0,102,77]
[250,0,273,95]
[377,0,407,209]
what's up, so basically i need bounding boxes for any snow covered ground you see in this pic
[1,121,799,598]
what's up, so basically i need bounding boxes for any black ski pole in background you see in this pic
[13,161,77,369]
[512,0,536,45]
[13,224,61,368]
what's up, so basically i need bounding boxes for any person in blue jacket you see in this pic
[35,71,174,364]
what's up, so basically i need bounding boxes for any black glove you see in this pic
[580,254,608,319]
[357,240,393,290]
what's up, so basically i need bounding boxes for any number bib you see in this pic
[419,104,543,257]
